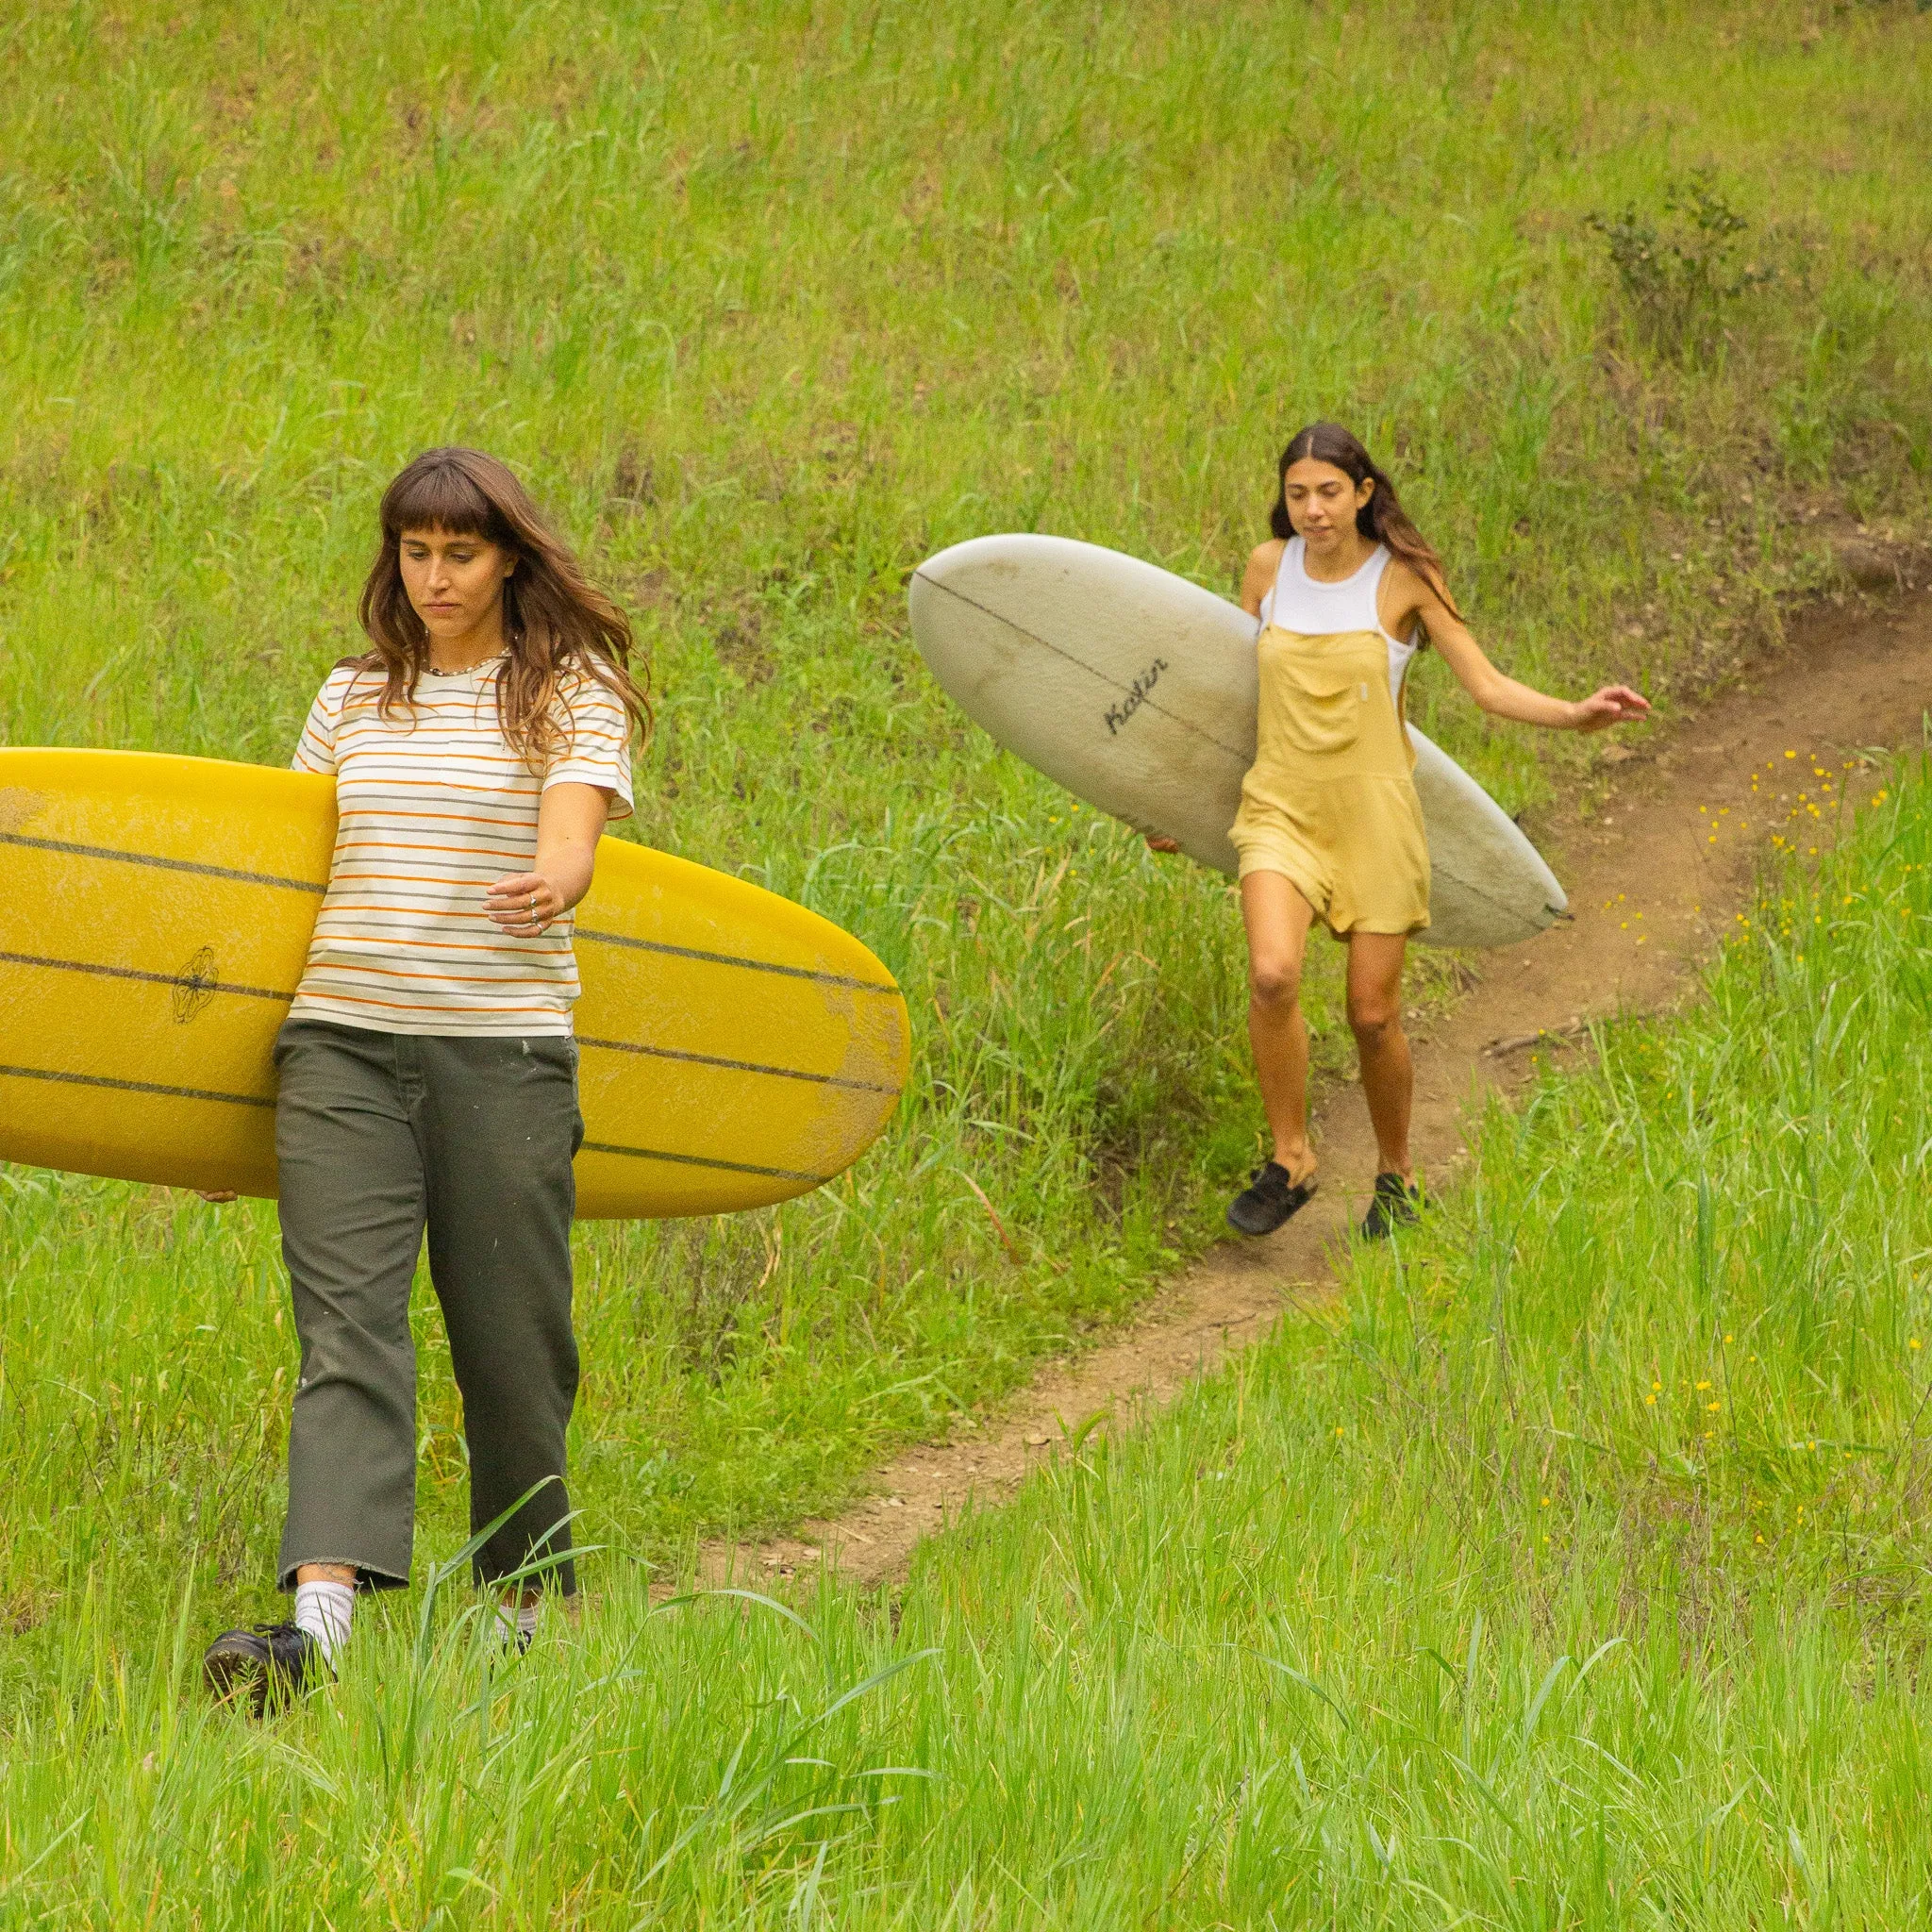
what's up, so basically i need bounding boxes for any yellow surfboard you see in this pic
[0,748,908,1217]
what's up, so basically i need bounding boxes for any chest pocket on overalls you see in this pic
[1275,652,1367,757]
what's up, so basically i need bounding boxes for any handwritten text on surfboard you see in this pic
[1104,659,1171,737]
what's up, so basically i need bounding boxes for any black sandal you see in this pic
[1359,1171,1422,1241]
[1226,1161,1318,1237]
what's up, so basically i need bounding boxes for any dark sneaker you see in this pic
[1359,1172,1422,1241]
[203,1624,331,1717]
[1225,1161,1317,1237]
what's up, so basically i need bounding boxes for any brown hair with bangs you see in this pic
[356,447,652,766]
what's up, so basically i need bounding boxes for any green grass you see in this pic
[4,2,1932,1894]
[6,0,1931,1602]
[6,732,1931,1927]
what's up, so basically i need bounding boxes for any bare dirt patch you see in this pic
[702,576,1932,1593]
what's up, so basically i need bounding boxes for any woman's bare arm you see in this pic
[1382,561,1649,733]
[1240,539,1287,619]
[487,782,614,935]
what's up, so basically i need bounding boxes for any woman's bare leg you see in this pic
[1240,872,1319,1182]
[296,1563,357,1585]
[1345,931,1412,1178]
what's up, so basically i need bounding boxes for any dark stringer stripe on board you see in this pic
[0,1064,276,1108]
[0,830,326,895]
[575,925,899,995]
[0,951,294,1002]
[575,1034,898,1095]
[579,1139,824,1184]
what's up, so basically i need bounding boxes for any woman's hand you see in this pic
[1567,685,1651,733]
[1145,833,1181,854]
[487,871,563,936]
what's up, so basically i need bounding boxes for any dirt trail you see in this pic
[704,580,1932,1593]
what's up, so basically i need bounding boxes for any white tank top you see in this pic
[1258,537,1419,707]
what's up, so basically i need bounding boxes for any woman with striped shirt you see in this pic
[204,448,650,1712]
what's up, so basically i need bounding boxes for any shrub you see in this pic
[1587,171,1775,359]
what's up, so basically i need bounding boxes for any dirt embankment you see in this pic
[702,570,1932,1594]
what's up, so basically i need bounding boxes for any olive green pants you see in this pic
[273,1020,584,1595]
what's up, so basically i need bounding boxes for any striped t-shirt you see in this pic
[288,657,635,1036]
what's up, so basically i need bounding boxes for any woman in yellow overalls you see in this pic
[1167,424,1648,1241]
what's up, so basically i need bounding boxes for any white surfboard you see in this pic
[908,534,1567,949]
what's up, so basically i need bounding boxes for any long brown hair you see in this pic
[355,447,652,765]
[1269,422,1461,622]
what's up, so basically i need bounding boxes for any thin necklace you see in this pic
[425,648,508,677]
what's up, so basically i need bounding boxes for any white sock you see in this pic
[496,1599,541,1645]
[293,1579,355,1663]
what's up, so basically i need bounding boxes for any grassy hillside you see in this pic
[3,0,1932,1685]
[6,743,1929,1924]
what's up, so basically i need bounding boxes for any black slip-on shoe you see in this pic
[1225,1161,1318,1237]
[1359,1172,1423,1241]
[203,1623,331,1718]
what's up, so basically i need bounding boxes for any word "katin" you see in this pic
[1104,658,1171,736]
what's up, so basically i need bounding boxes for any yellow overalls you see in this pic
[1229,608,1431,938]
